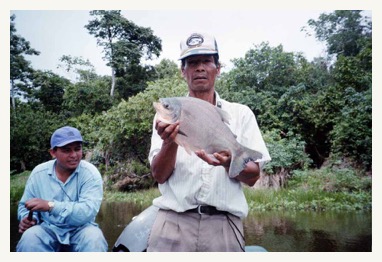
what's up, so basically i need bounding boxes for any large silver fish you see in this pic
[153,96,263,178]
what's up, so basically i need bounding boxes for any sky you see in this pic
[9,10,335,78]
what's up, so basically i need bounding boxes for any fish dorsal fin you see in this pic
[215,107,231,125]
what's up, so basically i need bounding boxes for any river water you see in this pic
[10,202,372,252]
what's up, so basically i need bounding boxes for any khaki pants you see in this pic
[147,209,245,252]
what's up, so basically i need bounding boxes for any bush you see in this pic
[288,166,371,193]
[330,87,372,171]
[262,129,313,175]
[10,103,63,172]
[90,75,187,167]
[245,166,371,212]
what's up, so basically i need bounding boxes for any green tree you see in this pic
[226,42,306,94]
[305,10,372,170]
[30,70,70,113]
[330,87,372,170]
[305,10,372,57]
[10,102,63,172]
[114,59,180,99]
[63,75,114,117]
[10,14,40,109]
[217,42,331,129]
[57,55,98,82]
[262,129,312,176]
[277,83,335,166]
[115,63,157,99]
[218,11,372,171]
[91,74,186,170]
[85,10,162,97]
[154,59,179,79]
[331,45,372,92]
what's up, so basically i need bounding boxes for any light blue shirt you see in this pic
[18,159,104,245]
[149,93,271,218]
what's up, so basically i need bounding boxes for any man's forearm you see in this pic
[151,142,178,184]
[235,161,260,186]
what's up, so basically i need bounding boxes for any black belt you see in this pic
[186,205,228,215]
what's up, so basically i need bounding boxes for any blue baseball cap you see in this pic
[50,126,83,149]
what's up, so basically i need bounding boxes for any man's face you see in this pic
[181,55,220,93]
[50,142,82,172]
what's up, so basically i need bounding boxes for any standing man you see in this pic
[147,32,271,252]
[17,126,108,252]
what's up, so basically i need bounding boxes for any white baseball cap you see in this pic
[179,32,219,60]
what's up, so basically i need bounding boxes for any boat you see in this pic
[112,205,267,252]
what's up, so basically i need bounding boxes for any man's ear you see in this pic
[216,64,221,77]
[49,149,56,159]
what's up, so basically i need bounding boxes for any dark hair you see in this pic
[181,54,220,69]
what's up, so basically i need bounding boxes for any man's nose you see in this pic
[68,150,77,157]
[195,61,206,70]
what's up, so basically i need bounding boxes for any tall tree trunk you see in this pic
[11,80,16,109]
[110,67,115,97]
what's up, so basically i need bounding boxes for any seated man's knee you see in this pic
[16,225,55,252]
[73,225,108,252]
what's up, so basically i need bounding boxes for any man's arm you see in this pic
[234,161,260,186]
[150,120,179,184]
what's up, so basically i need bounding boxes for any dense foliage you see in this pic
[89,75,187,168]
[10,103,63,172]
[10,11,372,191]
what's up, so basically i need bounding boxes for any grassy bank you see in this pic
[10,167,372,212]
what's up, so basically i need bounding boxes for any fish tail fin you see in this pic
[228,146,263,178]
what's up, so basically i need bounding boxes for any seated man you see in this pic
[16,126,108,252]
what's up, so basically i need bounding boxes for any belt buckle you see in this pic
[197,205,203,215]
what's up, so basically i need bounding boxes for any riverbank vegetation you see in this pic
[10,166,371,212]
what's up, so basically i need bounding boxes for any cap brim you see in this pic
[179,49,218,60]
[52,139,83,149]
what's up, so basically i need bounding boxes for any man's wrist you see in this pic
[48,201,55,212]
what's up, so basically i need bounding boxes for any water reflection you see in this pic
[10,203,371,252]
[244,211,372,252]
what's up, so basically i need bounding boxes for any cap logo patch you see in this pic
[186,34,204,47]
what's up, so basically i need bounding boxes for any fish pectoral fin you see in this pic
[177,129,188,137]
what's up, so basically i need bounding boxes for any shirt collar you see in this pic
[186,91,222,108]
[49,159,80,179]
[215,92,222,108]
